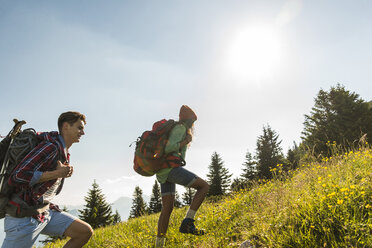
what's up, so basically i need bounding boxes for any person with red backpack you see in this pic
[1,112,93,248]
[155,105,209,248]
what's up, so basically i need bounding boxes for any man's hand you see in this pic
[55,161,73,178]
[38,161,73,183]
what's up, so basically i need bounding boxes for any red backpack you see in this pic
[133,119,184,176]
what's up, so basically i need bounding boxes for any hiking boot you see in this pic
[179,218,205,235]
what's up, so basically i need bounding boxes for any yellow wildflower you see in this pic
[327,192,336,197]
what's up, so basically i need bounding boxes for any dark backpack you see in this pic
[0,120,41,218]
[133,119,184,176]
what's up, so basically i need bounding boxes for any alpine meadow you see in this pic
[43,85,372,247]
[43,142,372,247]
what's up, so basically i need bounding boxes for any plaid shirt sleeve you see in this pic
[8,141,59,188]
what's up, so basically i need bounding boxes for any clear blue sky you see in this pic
[1,0,371,205]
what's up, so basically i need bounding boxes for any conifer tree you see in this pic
[207,152,232,196]
[182,187,196,205]
[231,177,246,192]
[241,150,257,181]
[174,190,183,208]
[302,84,372,156]
[79,180,114,229]
[148,180,162,214]
[112,209,121,224]
[255,125,284,179]
[129,186,147,218]
[286,142,302,170]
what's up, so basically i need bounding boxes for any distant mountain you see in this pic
[62,204,84,217]
[111,195,151,221]
[111,196,133,221]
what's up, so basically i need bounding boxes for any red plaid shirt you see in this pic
[8,131,68,221]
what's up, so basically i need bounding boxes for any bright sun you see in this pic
[226,25,283,82]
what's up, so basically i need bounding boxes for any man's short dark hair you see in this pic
[58,111,86,133]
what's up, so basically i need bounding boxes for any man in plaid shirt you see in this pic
[2,111,93,248]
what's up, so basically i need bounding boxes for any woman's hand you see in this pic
[180,134,192,147]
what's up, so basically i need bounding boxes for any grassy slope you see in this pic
[44,148,371,248]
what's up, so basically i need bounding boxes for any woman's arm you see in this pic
[164,124,187,154]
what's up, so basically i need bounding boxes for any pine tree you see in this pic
[231,177,246,192]
[207,152,232,196]
[241,150,257,181]
[286,142,302,170]
[182,187,196,205]
[302,84,372,156]
[148,180,162,214]
[129,186,147,219]
[255,125,284,179]
[174,190,183,208]
[112,210,121,224]
[79,180,114,229]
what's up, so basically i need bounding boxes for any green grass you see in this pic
[44,147,371,247]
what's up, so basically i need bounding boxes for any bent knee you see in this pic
[84,224,94,238]
[75,223,93,240]
[65,220,94,240]
[161,204,174,213]
[192,178,209,191]
[201,181,209,193]
[203,181,210,191]
[77,225,93,243]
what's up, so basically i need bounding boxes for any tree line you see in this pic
[129,181,197,219]
[130,84,372,218]
[74,84,372,223]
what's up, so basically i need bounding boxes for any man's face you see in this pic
[64,119,85,144]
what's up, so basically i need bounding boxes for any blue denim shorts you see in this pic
[160,167,198,196]
[2,210,77,248]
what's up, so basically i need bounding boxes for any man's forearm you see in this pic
[38,170,61,183]
[38,162,72,183]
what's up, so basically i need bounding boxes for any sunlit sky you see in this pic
[1,0,371,206]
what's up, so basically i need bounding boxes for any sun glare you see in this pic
[226,25,283,82]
